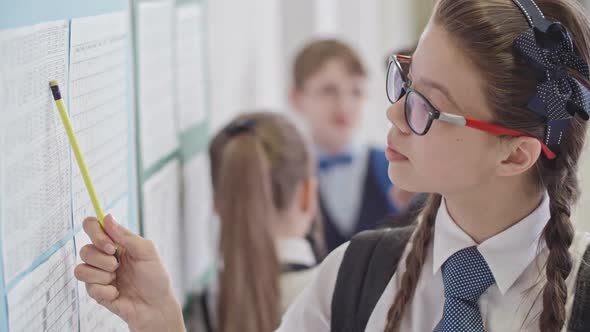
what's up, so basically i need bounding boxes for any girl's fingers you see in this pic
[74,263,117,285]
[103,214,158,259]
[85,283,120,305]
[79,244,119,272]
[83,216,117,255]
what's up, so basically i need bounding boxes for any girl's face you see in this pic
[386,23,506,196]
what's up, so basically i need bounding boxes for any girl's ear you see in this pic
[497,137,542,177]
[298,176,318,213]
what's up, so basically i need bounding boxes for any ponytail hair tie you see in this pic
[224,118,257,137]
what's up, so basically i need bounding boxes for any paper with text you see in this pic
[182,154,214,293]
[0,20,71,283]
[69,12,130,228]
[142,160,184,302]
[7,242,78,332]
[137,1,178,169]
[175,3,206,131]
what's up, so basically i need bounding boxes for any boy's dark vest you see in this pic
[320,147,398,252]
[331,226,590,332]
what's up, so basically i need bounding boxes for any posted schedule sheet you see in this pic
[137,0,178,169]
[0,10,138,332]
[0,20,71,284]
[69,12,130,228]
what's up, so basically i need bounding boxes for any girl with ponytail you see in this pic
[207,111,322,332]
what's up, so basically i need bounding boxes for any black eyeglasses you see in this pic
[385,54,556,159]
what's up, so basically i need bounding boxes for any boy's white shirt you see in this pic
[317,141,371,235]
[277,194,590,331]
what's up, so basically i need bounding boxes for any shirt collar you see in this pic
[275,238,316,267]
[432,193,550,294]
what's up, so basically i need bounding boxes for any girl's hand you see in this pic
[74,214,186,332]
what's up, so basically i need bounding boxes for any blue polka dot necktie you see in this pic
[433,246,496,332]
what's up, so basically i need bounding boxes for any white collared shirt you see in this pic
[276,238,318,314]
[206,238,317,328]
[317,144,370,235]
[277,196,590,332]
[275,237,317,268]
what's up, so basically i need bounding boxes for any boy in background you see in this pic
[290,39,406,252]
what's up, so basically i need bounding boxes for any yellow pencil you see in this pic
[49,80,105,228]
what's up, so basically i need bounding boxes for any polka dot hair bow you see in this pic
[512,0,590,157]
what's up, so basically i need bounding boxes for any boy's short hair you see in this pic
[293,39,367,89]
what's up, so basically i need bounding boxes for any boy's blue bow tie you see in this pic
[318,154,353,171]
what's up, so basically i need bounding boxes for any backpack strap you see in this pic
[331,225,416,332]
[568,244,590,331]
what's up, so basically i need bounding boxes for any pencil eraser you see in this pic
[49,81,61,100]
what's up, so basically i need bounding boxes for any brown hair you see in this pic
[293,39,367,89]
[383,1,590,331]
[209,111,319,332]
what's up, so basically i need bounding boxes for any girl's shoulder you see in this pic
[570,231,590,263]
[563,231,590,331]
[280,267,319,313]
[574,229,590,245]
[275,243,351,332]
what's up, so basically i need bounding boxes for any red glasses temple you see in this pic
[465,118,556,160]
